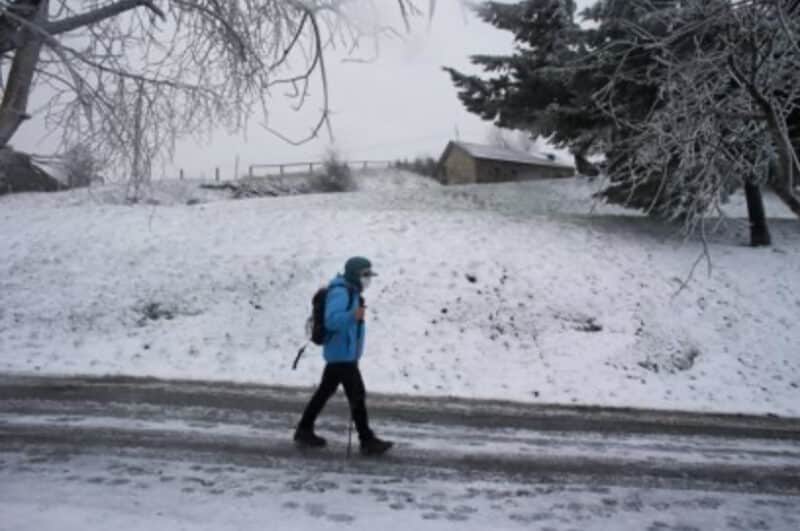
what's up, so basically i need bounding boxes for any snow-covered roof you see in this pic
[452,141,573,169]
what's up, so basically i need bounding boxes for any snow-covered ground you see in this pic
[3,450,798,531]
[1,171,799,416]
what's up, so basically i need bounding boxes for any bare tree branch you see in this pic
[0,0,435,190]
[44,0,165,38]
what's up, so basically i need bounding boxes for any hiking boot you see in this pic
[294,428,326,448]
[360,436,393,456]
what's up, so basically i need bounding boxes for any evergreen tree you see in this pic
[445,0,800,244]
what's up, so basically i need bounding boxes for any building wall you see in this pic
[443,147,477,184]
[474,159,574,183]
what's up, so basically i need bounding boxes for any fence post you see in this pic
[280,165,285,176]
[179,169,184,180]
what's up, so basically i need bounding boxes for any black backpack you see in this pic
[309,286,355,345]
[293,286,354,370]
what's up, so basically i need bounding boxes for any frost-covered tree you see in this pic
[59,141,100,188]
[593,0,800,244]
[446,0,800,245]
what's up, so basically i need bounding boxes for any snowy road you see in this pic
[1,374,800,530]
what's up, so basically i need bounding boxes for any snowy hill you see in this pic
[1,171,798,416]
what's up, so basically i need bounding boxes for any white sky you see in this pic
[13,1,594,180]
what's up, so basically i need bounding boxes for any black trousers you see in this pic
[298,362,374,442]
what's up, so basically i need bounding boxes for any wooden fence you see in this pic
[247,160,392,178]
[177,160,393,181]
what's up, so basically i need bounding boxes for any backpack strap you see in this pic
[329,284,356,310]
[326,286,359,348]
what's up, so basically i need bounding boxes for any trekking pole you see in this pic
[292,343,307,370]
[346,419,353,458]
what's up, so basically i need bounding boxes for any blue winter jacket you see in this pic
[323,275,365,363]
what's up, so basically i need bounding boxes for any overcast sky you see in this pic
[14,1,594,180]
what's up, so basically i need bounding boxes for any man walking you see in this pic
[294,256,393,456]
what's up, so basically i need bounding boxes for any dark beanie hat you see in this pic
[344,256,374,287]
